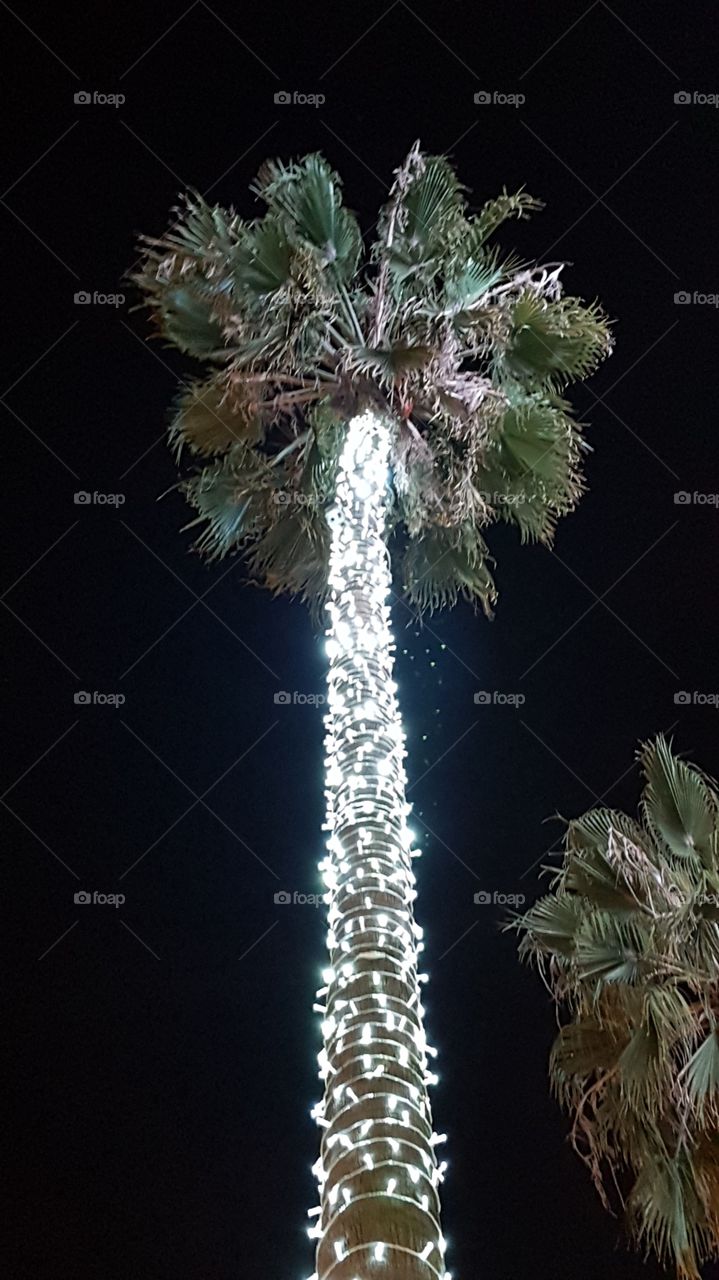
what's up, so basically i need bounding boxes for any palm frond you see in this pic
[169,379,265,458]
[233,217,294,297]
[684,1031,719,1119]
[253,154,362,278]
[401,523,496,615]
[471,189,543,246]
[182,447,274,558]
[476,398,583,542]
[502,292,613,389]
[640,735,718,866]
[247,508,330,605]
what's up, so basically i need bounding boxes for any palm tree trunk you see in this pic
[311,411,447,1280]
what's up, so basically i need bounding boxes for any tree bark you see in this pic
[311,411,447,1280]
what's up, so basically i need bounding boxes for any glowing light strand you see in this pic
[311,412,447,1280]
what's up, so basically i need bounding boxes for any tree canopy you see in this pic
[134,144,612,613]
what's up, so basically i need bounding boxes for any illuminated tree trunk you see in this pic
[310,412,448,1280]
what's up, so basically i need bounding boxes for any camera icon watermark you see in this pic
[474,90,525,107]
[274,90,325,107]
[74,690,126,707]
[674,690,719,708]
[674,90,719,107]
[274,889,323,907]
[273,491,317,507]
[479,489,537,507]
[674,290,719,307]
[74,491,125,506]
[674,491,719,505]
[274,690,326,706]
[74,890,126,907]
[74,291,125,307]
[74,90,125,108]
[474,889,526,906]
[474,690,525,706]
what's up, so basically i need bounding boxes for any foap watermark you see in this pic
[479,490,538,507]
[474,690,525,707]
[474,90,525,107]
[74,290,125,307]
[274,889,324,907]
[74,690,126,707]
[674,90,719,108]
[74,890,125,907]
[674,290,719,307]
[274,690,326,707]
[666,886,719,908]
[74,90,125,108]
[74,490,125,506]
[675,690,719,708]
[274,90,325,108]
[674,491,719,506]
[474,889,526,907]
[273,491,318,508]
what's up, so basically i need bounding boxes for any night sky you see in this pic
[4,3,718,1278]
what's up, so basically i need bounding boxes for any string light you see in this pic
[310,412,447,1280]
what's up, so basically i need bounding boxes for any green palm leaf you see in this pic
[503,293,613,388]
[684,1030,719,1117]
[471,189,543,246]
[551,1018,625,1079]
[403,155,463,237]
[254,154,361,277]
[169,380,264,457]
[640,735,718,865]
[248,509,330,604]
[234,218,294,297]
[401,524,496,615]
[517,892,583,956]
[182,447,274,557]
[156,285,227,358]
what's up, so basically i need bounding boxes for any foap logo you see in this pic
[74,291,125,307]
[274,90,325,108]
[474,690,525,707]
[74,690,126,707]
[74,491,126,506]
[479,490,537,507]
[674,290,719,307]
[274,690,326,706]
[675,690,719,708]
[474,90,525,107]
[74,90,125,108]
[74,890,126,907]
[273,491,318,507]
[274,890,324,907]
[474,889,526,906]
[674,90,719,107]
[674,491,719,506]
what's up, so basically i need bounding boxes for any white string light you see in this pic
[309,412,448,1280]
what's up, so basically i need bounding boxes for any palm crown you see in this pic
[515,736,719,1279]
[134,143,612,613]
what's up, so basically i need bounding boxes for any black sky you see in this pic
[4,2,719,1278]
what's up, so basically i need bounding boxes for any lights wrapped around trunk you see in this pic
[308,411,449,1280]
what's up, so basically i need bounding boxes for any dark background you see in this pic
[3,2,717,1277]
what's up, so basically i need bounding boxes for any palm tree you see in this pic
[134,145,612,1280]
[515,736,719,1280]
